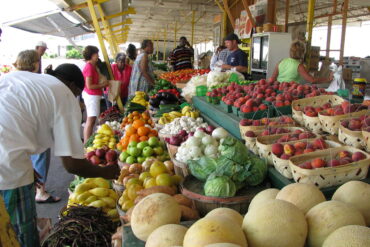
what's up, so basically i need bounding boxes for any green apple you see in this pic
[137,156,146,163]
[137,141,149,150]
[126,156,136,164]
[128,147,141,157]
[148,137,159,147]
[119,151,129,162]
[153,146,164,155]
[128,141,138,148]
[142,146,154,157]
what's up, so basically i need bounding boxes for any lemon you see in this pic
[126,178,142,187]
[127,184,144,200]
[149,161,168,177]
[156,173,172,187]
[139,172,151,182]
[144,178,157,188]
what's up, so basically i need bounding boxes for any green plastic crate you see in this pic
[232,106,240,116]
[220,101,233,113]
[274,105,292,116]
[239,107,274,119]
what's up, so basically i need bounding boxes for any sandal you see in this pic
[36,196,61,204]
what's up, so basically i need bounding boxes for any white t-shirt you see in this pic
[0,71,85,190]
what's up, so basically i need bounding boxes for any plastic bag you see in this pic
[326,65,345,92]
[108,80,121,102]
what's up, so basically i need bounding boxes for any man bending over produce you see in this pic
[0,50,120,247]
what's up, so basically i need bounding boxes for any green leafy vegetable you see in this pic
[188,157,217,182]
[244,156,267,186]
[204,175,236,197]
[219,136,250,164]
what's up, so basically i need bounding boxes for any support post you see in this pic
[326,0,337,58]
[339,0,349,65]
[156,34,159,62]
[174,22,178,49]
[163,27,167,61]
[284,0,290,32]
[241,0,256,28]
[191,10,195,46]
[306,0,316,69]
[222,0,235,29]
[96,4,117,57]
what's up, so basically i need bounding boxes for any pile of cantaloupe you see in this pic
[128,180,370,247]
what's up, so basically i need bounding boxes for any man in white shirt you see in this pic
[0,52,119,246]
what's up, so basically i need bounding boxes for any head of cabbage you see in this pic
[204,175,236,197]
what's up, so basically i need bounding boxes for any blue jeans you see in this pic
[30,149,51,184]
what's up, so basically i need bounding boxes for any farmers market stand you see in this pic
[192,96,370,198]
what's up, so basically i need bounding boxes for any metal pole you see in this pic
[306,0,316,69]
[339,0,349,65]
[326,0,337,58]
[156,34,159,62]
[191,10,195,46]
[284,0,290,32]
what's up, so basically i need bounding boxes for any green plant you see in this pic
[66,48,83,59]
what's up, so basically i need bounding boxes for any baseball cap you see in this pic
[225,33,241,44]
[36,41,48,48]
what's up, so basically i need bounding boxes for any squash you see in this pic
[243,199,307,247]
[322,225,370,247]
[276,183,325,214]
[306,200,366,247]
[206,208,243,226]
[145,224,187,247]
[332,180,370,226]
[248,188,279,211]
[183,216,247,247]
[131,193,181,241]
[205,244,241,247]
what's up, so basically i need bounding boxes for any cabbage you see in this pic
[204,176,236,197]
[188,157,217,181]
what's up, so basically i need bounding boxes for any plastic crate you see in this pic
[220,101,233,113]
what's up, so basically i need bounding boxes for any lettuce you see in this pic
[204,175,236,197]
[188,156,217,182]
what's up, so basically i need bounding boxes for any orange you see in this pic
[132,111,139,116]
[126,126,136,136]
[133,116,140,120]
[139,136,149,142]
[137,126,150,136]
[129,134,139,143]
[121,139,129,149]
[150,129,158,136]
[133,119,145,129]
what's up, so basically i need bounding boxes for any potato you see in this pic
[173,194,192,207]
[180,205,200,221]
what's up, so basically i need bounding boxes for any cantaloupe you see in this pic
[243,199,307,247]
[322,225,370,247]
[248,188,279,211]
[332,181,370,226]
[205,244,241,247]
[131,193,181,241]
[145,224,187,247]
[276,183,326,214]
[206,208,243,226]
[306,200,366,247]
[183,215,247,247]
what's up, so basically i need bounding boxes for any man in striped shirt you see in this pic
[170,37,194,71]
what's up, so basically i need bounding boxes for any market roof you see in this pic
[5,9,93,38]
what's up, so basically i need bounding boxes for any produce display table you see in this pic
[192,96,242,139]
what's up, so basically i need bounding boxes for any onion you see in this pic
[205,125,216,134]
[169,136,182,146]
[178,130,187,137]
[197,127,207,132]
[189,132,195,136]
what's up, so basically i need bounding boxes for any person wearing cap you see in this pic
[110,53,132,105]
[221,33,248,76]
[35,41,47,74]
[0,50,120,246]
[170,37,194,71]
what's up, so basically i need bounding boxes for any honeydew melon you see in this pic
[145,224,187,247]
[248,188,279,212]
[322,225,370,247]
[206,208,243,226]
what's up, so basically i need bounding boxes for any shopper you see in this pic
[128,39,155,95]
[210,45,228,70]
[111,53,132,104]
[126,43,137,66]
[0,50,120,247]
[35,41,47,74]
[221,33,248,76]
[268,40,333,84]
[170,36,194,71]
[81,45,109,143]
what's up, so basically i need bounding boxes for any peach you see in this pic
[311,158,326,168]
[293,129,303,134]
[272,143,284,157]
[280,153,292,160]
[341,119,350,128]
[348,119,363,131]
[303,148,315,154]
[313,138,327,150]
[352,152,366,162]
[283,144,295,155]
[338,150,351,159]
[334,108,344,115]
[299,132,313,140]
[339,157,352,165]
[295,149,304,156]
[252,120,261,126]
[327,159,341,167]
[341,101,350,111]
[245,131,256,137]
[294,142,307,150]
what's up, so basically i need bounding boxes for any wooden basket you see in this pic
[362,130,370,152]
[319,110,369,135]
[302,113,325,134]
[272,140,342,179]
[166,143,179,160]
[256,132,319,165]
[172,158,189,178]
[292,95,345,126]
[338,119,366,149]
[181,176,268,216]
[288,146,370,188]
[239,117,298,134]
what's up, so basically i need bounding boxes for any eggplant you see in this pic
[160,99,174,105]
[149,97,160,107]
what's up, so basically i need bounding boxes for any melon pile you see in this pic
[129,180,370,247]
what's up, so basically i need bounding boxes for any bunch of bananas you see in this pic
[182,106,200,118]
[86,124,116,152]
[158,111,182,125]
[131,91,148,106]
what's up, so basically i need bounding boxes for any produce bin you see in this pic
[220,101,233,113]
[232,106,240,116]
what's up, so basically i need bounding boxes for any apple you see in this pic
[153,146,164,155]
[90,155,101,165]
[119,151,129,162]
[126,156,136,164]
[86,151,95,160]
[105,150,117,162]
[137,156,146,163]
[137,141,149,149]
[142,146,154,157]
[148,137,160,147]
[95,148,106,158]
[128,141,138,148]
[128,147,141,157]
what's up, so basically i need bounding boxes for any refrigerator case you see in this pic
[251,32,292,78]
